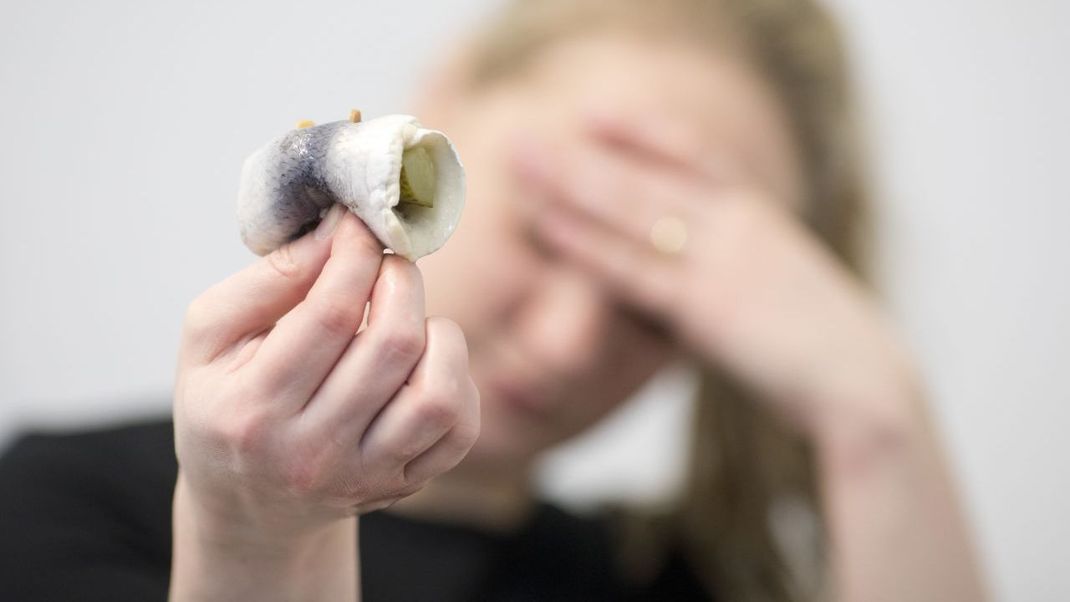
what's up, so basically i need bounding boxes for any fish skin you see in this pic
[267,121,348,243]
[237,115,465,260]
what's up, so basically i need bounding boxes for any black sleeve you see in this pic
[0,419,177,601]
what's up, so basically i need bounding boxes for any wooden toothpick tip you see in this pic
[349,109,363,123]
[295,119,316,129]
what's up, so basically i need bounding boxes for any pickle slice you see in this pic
[398,147,436,208]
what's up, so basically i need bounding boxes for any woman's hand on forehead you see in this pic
[511,110,917,428]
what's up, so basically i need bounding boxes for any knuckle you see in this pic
[265,242,301,280]
[377,328,425,364]
[229,414,271,456]
[282,459,318,494]
[203,408,271,458]
[452,420,481,452]
[281,450,327,495]
[182,294,215,340]
[413,394,459,429]
[312,297,364,337]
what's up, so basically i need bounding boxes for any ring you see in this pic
[649,215,688,256]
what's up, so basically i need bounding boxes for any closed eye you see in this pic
[521,218,672,340]
[520,219,561,262]
[615,301,672,341]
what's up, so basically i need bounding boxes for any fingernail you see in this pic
[315,204,346,240]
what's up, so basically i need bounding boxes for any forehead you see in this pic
[503,30,802,203]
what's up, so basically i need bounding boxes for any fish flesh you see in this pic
[238,114,465,260]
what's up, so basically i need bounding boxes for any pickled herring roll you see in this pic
[237,112,466,260]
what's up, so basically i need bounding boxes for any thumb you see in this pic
[181,204,346,363]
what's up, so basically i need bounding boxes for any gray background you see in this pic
[1,1,1067,599]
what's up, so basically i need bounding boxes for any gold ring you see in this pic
[649,215,688,256]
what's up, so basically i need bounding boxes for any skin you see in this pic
[170,31,986,601]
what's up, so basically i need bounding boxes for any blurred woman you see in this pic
[0,0,987,600]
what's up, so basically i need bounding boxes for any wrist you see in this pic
[801,337,921,425]
[808,371,932,477]
[170,474,358,601]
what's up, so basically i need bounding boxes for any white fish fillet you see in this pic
[237,114,465,260]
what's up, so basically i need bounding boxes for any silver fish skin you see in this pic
[237,114,466,260]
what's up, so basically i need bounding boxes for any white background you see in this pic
[1,1,1066,599]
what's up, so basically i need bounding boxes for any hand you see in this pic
[511,113,988,602]
[173,206,480,541]
[512,112,918,432]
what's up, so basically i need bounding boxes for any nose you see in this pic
[514,267,611,378]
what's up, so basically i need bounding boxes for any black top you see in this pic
[0,419,712,601]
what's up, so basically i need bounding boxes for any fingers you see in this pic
[513,135,692,247]
[584,109,741,184]
[513,135,690,313]
[301,255,427,434]
[180,204,346,363]
[535,206,677,313]
[359,317,479,479]
[248,211,385,406]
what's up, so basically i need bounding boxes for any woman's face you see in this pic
[414,31,800,470]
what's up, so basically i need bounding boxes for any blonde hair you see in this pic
[457,1,870,599]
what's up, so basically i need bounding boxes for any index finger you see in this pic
[584,109,742,184]
[512,133,691,245]
[249,211,385,407]
[181,205,344,364]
